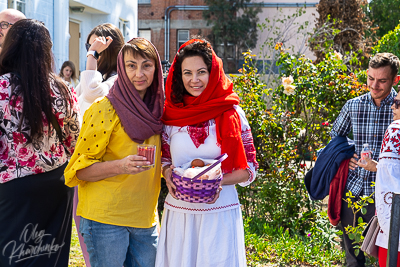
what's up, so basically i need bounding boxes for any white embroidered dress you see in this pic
[375,119,400,250]
[155,105,257,267]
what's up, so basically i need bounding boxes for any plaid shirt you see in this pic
[330,89,396,197]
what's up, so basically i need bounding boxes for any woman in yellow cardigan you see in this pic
[64,37,164,267]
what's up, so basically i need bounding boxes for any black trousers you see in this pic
[339,191,375,267]
[0,163,73,267]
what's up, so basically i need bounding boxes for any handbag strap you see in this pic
[191,153,228,181]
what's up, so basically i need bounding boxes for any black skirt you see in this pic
[0,162,73,267]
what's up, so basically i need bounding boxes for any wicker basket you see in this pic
[172,154,228,203]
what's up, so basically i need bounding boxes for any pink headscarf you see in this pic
[107,37,164,143]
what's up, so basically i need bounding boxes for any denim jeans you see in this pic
[80,217,158,267]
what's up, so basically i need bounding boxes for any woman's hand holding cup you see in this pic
[119,155,151,175]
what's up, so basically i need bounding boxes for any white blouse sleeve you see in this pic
[79,70,117,104]
[77,71,117,121]
[234,105,258,187]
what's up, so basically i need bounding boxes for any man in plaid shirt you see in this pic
[330,53,400,267]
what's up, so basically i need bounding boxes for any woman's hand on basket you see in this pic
[118,155,151,175]
[163,165,178,199]
[206,186,222,204]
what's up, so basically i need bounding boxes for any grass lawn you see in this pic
[69,220,85,267]
[68,218,346,267]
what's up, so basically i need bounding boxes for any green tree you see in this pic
[372,23,400,59]
[367,0,400,37]
[203,0,261,72]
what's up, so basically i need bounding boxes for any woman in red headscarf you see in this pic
[155,39,258,266]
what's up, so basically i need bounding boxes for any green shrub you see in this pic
[372,23,400,58]
[233,48,368,236]
[244,213,344,266]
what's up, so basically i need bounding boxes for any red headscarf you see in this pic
[161,39,248,173]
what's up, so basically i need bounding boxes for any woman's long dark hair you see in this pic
[87,23,125,80]
[171,39,212,103]
[0,19,72,143]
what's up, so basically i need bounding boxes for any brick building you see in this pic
[138,0,212,64]
[138,0,319,72]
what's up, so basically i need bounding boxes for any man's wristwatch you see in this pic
[86,50,100,60]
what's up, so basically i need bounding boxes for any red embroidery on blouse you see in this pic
[381,131,390,153]
[187,122,209,148]
[380,126,400,156]
[164,201,239,212]
[242,128,258,169]
[391,127,400,133]
[161,131,172,164]
[379,156,400,161]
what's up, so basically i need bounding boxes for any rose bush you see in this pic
[232,45,368,264]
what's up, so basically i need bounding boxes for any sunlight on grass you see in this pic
[69,220,85,267]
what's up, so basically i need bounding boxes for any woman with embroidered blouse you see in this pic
[358,92,400,266]
[0,19,80,267]
[64,37,164,267]
[155,39,258,267]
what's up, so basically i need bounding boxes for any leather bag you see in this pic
[361,215,380,258]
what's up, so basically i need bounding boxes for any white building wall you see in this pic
[251,0,319,61]
[0,1,6,10]
[69,0,137,74]
[0,0,137,74]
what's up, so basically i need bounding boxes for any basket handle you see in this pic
[191,153,228,181]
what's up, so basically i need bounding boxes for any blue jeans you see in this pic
[79,217,158,267]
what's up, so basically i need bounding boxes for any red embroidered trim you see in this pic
[380,127,400,155]
[242,128,258,169]
[187,122,209,148]
[164,201,239,212]
[379,156,400,161]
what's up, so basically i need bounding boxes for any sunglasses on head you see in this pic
[393,99,400,109]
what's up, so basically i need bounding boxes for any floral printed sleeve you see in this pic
[60,84,80,157]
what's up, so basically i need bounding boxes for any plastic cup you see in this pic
[137,144,156,167]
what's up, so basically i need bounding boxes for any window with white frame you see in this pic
[8,0,26,14]
[119,18,130,41]
[138,30,151,42]
[138,0,151,3]
[177,30,189,50]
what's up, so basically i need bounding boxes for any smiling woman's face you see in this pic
[181,56,210,97]
[124,51,155,99]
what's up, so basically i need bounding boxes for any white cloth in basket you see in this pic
[174,158,221,180]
